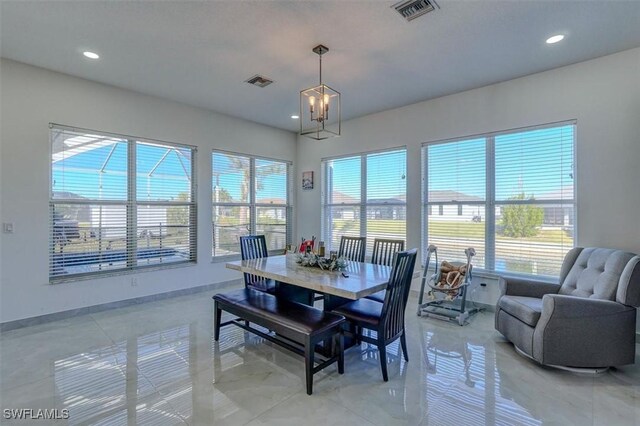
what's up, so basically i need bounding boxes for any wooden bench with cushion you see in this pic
[213,288,345,395]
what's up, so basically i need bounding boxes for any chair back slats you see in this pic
[371,239,405,266]
[338,236,366,263]
[239,235,269,289]
[380,249,418,341]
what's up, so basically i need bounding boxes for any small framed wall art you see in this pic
[302,171,314,190]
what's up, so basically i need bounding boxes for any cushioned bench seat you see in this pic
[213,288,345,395]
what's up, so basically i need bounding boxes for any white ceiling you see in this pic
[2,1,640,132]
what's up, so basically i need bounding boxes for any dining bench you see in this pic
[213,288,345,395]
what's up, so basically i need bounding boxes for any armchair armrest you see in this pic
[533,294,637,366]
[541,294,633,319]
[498,276,560,298]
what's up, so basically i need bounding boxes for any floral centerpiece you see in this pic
[295,253,348,271]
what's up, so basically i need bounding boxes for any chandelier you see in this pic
[300,45,341,140]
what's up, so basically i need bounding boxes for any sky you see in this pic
[328,149,407,201]
[53,125,573,204]
[212,154,288,203]
[53,139,192,201]
[325,125,573,202]
[428,125,574,201]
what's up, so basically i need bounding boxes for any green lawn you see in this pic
[332,219,573,245]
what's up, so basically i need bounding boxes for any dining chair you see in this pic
[338,236,366,263]
[331,248,418,381]
[371,238,405,266]
[240,235,314,305]
[239,235,277,294]
[366,238,405,303]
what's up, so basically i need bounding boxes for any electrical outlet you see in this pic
[3,223,14,234]
[131,277,138,287]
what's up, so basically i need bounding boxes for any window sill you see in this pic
[49,260,196,285]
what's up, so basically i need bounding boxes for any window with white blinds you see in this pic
[50,125,197,282]
[322,148,407,256]
[212,151,291,259]
[422,122,575,278]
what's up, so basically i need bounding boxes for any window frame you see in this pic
[421,120,576,279]
[211,149,292,262]
[321,146,408,258]
[49,123,198,283]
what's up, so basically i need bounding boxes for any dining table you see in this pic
[225,254,392,310]
[225,254,392,354]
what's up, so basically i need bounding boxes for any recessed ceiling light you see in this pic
[291,115,299,119]
[546,35,565,44]
[83,51,100,59]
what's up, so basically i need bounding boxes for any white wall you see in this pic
[0,59,296,323]
[297,48,640,307]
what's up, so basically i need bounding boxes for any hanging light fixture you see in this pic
[300,45,341,140]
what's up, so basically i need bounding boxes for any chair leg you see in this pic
[337,332,345,374]
[378,343,388,382]
[400,332,409,362]
[214,302,222,341]
[305,337,315,395]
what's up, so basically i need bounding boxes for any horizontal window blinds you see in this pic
[212,152,290,257]
[365,149,407,254]
[423,123,575,278]
[135,141,196,268]
[212,152,250,257]
[426,138,486,268]
[494,125,574,276]
[50,126,197,281]
[323,148,407,257]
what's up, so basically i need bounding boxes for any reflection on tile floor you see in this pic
[1,288,639,425]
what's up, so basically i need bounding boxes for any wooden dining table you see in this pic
[225,254,392,310]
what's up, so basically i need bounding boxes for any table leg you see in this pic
[275,282,314,305]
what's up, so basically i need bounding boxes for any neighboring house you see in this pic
[327,191,359,220]
[52,192,92,223]
[90,205,168,238]
[427,190,485,222]
[535,185,575,227]
[366,198,406,220]
[256,198,287,220]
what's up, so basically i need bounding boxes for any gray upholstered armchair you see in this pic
[495,247,640,370]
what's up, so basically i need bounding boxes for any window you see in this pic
[322,148,407,256]
[50,125,197,281]
[212,151,291,258]
[422,122,575,277]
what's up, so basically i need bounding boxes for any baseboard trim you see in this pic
[0,279,241,333]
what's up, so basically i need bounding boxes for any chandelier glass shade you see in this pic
[300,45,341,140]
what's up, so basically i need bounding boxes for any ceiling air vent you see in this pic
[245,75,274,88]
[392,0,438,22]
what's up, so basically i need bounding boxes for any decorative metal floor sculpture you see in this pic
[417,245,482,326]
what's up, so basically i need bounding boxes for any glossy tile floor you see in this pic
[1,288,639,425]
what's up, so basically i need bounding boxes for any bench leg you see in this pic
[305,336,314,395]
[214,301,222,341]
[337,332,344,375]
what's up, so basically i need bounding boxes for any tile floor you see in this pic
[1,288,639,425]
